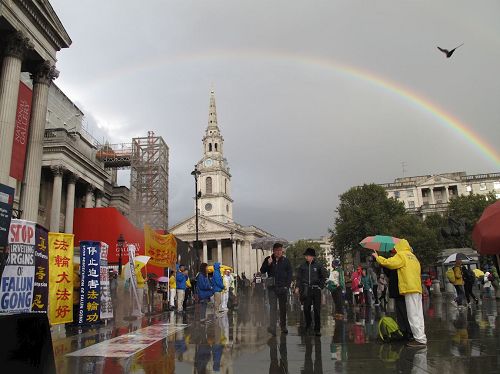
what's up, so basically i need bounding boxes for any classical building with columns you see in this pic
[0,0,70,205]
[170,91,274,277]
[379,171,500,218]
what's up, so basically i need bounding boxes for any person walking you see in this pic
[424,276,432,298]
[451,260,465,307]
[295,248,328,336]
[373,239,427,347]
[260,242,293,336]
[327,259,345,318]
[361,268,373,307]
[169,270,177,311]
[176,264,188,312]
[196,263,214,322]
[461,265,479,306]
[351,267,363,306]
[344,268,353,307]
[212,262,225,314]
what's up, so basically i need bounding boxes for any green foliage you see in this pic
[286,240,326,271]
[330,184,405,263]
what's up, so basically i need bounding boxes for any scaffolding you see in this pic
[96,131,169,230]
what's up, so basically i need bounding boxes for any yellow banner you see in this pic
[144,225,177,269]
[48,232,74,325]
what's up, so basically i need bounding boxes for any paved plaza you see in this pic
[53,291,500,374]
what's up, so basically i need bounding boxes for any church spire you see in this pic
[207,90,218,130]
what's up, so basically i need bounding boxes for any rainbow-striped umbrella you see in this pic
[359,235,401,253]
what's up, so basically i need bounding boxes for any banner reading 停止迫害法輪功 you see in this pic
[79,241,101,325]
[32,224,49,313]
[99,242,113,320]
[0,219,36,314]
[144,225,177,269]
[48,232,74,325]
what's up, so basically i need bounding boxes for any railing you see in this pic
[462,173,500,181]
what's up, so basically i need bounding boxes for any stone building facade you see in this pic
[379,171,500,218]
[170,91,273,277]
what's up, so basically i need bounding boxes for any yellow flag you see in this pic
[48,232,74,325]
[144,225,177,269]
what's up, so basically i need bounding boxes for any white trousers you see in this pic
[405,293,427,344]
[176,289,185,311]
[221,292,229,310]
[169,289,176,306]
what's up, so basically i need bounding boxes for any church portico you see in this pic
[170,90,275,276]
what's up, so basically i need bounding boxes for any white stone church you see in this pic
[170,91,273,277]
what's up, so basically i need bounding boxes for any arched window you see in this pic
[208,143,212,152]
[206,177,212,194]
[214,143,218,151]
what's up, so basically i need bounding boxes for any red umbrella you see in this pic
[472,201,500,255]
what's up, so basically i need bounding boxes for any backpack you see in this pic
[446,268,456,283]
[378,316,403,342]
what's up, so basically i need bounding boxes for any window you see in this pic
[208,143,212,152]
[215,143,218,151]
[206,177,212,194]
[407,190,414,198]
[226,204,229,213]
[479,183,487,191]
[494,181,500,190]
[393,191,400,198]
[408,201,415,208]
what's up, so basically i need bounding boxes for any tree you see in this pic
[445,192,497,248]
[286,240,326,271]
[390,215,440,266]
[330,184,406,265]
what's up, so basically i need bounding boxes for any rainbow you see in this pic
[83,50,500,167]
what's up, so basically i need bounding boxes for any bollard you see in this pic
[432,280,441,296]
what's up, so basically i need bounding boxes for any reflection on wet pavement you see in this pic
[54,292,500,373]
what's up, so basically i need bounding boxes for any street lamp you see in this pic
[117,233,125,275]
[191,165,201,258]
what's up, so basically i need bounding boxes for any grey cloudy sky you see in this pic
[50,0,500,240]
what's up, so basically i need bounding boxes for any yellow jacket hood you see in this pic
[394,239,411,253]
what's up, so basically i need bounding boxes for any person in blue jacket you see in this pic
[212,262,225,314]
[197,263,214,321]
[176,264,188,312]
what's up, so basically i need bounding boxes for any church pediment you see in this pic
[418,175,459,187]
[170,215,235,236]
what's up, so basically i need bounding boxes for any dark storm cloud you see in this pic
[50,0,500,239]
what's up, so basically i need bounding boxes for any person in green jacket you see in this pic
[327,259,345,317]
[361,269,373,306]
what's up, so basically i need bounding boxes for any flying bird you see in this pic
[437,43,464,58]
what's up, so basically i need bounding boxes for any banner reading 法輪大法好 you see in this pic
[32,224,49,313]
[144,225,176,269]
[79,241,101,324]
[99,242,113,320]
[0,220,36,313]
[48,232,74,325]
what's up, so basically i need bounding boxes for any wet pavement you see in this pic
[53,290,500,373]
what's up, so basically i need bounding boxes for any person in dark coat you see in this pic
[260,242,293,336]
[461,265,479,305]
[295,247,328,336]
[383,264,413,341]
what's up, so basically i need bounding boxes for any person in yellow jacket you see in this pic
[451,259,465,307]
[372,239,427,347]
[169,271,177,311]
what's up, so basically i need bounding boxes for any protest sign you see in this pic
[99,242,113,320]
[144,225,176,269]
[79,241,101,324]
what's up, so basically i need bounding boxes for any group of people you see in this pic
[449,259,499,307]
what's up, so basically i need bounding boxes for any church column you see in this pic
[95,190,103,207]
[0,32,33,185]
[20,61,59,220]
[50,165,65,232]
[445,185,450,203]
[64,172,78,233]
[217,240,222,263]
[202,241,208,263]
[85,184,95,208]
[232,239,238,275]
[430,188,435,205]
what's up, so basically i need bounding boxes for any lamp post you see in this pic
[191,165,201,258]
[117,233,125,275]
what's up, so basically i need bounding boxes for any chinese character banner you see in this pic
[32,224,49,313]
[0,219,36,313]
[144,225,177,269]
[49,232,74,325]
[99,242,113,320]
[79,241,101,324]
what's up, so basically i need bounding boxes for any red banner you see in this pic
[10,82,32,181]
